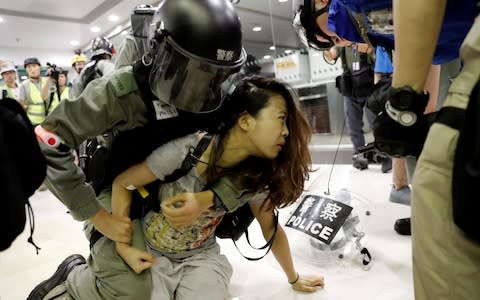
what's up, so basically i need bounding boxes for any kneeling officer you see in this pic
[30,1,248,299]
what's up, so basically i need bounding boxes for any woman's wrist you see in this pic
[288,272,299,285]
[115,241,129,250]
[199,190,215,211]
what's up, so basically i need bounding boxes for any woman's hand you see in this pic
[161,191,214,228]
[115,242,156,274]
[291,274,325,292]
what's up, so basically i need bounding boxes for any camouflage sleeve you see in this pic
[41,68,149,220]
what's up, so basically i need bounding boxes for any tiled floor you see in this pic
[0,158,413,300]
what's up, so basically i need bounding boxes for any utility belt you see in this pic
[336,66,374,98]
[336,46,374,98]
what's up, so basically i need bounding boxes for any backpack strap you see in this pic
[233,208,278,261]
[163,134,212,182]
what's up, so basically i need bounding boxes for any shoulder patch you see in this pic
[109,68,139,97]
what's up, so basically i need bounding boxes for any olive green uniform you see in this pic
[412,17,480,300]
[114,35,141,69]
[41,66,248,299]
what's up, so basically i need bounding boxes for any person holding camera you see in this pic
[41,65,70,115]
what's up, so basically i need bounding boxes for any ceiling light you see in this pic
[0,17,4,23]
[263,55,272,59]
[269,46,276,50]
[70,40,79,46]
[252,26,262,32]
[108,15,119,22]
[121,30,128,35]
[90,26,101,33]
[278,0,289,2]
[284,49,292,54]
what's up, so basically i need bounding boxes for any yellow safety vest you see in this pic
[26,78,45,125]
[48,86,69,115]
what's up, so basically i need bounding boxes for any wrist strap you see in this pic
[385,100,418,126]
[289,272,299,285]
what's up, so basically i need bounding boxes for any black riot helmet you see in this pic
[147,0,247,113]
[292,0,334,50]
[90,37,116,60]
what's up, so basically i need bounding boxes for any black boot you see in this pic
[394,217,411,235]
[27,254,86,300]
[381,157,392,173]
[352,153,368,170]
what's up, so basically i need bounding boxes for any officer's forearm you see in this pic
[392,0,446,92]
[42,144,102,221]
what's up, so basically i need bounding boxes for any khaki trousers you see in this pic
[66,189,151,300]
[412,16,480,300]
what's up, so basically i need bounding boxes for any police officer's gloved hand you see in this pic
[367,76,392,114]
[372,86,430,157]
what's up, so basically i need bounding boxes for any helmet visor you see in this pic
[149,38,243,113]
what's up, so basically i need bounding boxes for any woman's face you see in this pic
[247,95,289,160]
[58,74,67,87]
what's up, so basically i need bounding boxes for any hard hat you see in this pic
[71,53,87,66]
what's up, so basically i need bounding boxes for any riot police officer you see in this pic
[28,1,247,299]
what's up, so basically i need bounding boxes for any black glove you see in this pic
[367,76,392,114]
[372,86,430,157]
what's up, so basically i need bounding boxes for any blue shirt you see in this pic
[374,46,393,73]
[328,0,479,64]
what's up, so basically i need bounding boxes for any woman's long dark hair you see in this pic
[206,76,312,210]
